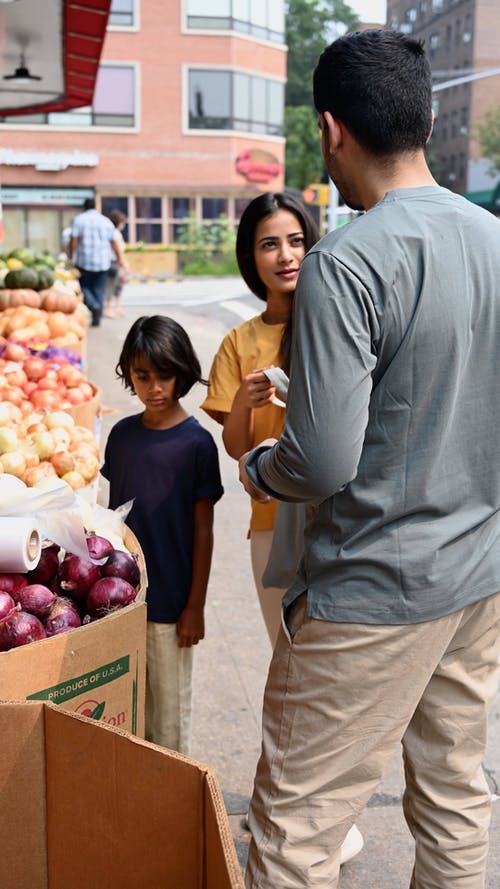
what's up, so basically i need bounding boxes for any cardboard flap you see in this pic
[44,705,239,888]
[0,701,48,889]
[204,771,245,889]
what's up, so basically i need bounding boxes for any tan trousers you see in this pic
[250,529,285,647]
[145,621,193,755]
[245,590,500,889]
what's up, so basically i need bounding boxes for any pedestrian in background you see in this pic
[239,29,500,889]
[70,197,124,327]
[104,209,129,318]
[101,315,224,754]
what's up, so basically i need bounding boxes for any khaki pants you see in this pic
[245,591,500,889]
[145,621,193,755]
[250,529,285,647]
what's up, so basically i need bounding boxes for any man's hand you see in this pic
[238,439,278,502]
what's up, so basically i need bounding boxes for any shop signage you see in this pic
[235,148,283,183]
[0,148,99,171]
[1,186,94,206]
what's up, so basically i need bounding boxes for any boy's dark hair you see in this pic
[236,191,319,303]
[116,315,206,399]
[236,191,319,375]
[313,29,433,155]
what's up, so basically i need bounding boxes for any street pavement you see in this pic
[87,276,500,887]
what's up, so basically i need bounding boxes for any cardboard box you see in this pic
[0,525,147,735]
[0,700,245,889]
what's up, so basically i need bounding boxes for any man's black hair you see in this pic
[313,29,433,155]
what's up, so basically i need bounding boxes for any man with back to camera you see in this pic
[70,197,123,327]
[239,29,500,889]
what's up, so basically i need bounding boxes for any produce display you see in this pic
[0,304,85,349]
[0,532,141,651]
[0,404,99,488]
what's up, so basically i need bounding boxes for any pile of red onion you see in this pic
[0,532,140,651]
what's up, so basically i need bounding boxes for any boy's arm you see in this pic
[176,497,214,648]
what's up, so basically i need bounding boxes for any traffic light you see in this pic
[302,183,330,206]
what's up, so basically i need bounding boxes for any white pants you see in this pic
[246,590,500,889]
[145,621,193,755]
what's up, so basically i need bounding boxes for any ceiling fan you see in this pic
[3,51,41,83]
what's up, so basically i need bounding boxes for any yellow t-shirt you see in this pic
[201,314,285,532]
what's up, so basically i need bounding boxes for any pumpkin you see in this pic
[40,289,79,313]
[9,289,42,308]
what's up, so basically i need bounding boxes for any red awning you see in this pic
[0,0,111,117]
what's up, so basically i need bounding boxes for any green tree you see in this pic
[284,0,360,190]
[477,108,500,176]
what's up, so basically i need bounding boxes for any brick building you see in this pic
[0,0,287,253]
[386,0,500,199]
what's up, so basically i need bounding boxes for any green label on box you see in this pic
[27,656,130,704]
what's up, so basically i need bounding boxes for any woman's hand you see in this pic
[235,369,276,410]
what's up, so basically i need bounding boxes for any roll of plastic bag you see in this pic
[0,515,41,571]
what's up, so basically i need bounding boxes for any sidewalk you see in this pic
[87,291,500,887]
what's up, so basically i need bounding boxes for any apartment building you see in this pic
[386,0,500,199]
[0,0,287,253]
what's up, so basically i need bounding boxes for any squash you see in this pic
[9,289,41,308]
[4,268,39,290]
[40,289,79,313]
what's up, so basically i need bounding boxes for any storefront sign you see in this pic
[235,148,283,184]
[0,149,98,171]
[1,186,94,206]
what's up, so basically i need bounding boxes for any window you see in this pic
[109,0,135,27]
[101,197,129,217]
[1,66,137,128]
[441,113,448,140]
[429,32,440,58]
[405,7,417,23]
[463,13,472,43]
[451,109,458,137]
[202,198,228,220]
[431,0,443,11]
[188,69,284,136]
[173,198,192,219]
[186,0,285,44]
[135,196,162,243]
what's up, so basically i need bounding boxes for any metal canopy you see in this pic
[0,0,111,117]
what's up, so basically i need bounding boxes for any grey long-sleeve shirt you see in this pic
[246,186,500,624]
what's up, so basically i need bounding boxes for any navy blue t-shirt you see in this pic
[101,414,223,623]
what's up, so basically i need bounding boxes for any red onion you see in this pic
[16,584,56,619]
[86,532,114,561]
[59,553,102,600]
[0,573,28,597]
[86,577,137,617]
[0,622,12,651]
[27,547,60,586]
[44,596,82,636]
[6,610,46,647]
[0,590,17,624]
[100,550,140,589]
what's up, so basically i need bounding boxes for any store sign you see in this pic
[0,148,98,171]
[1,187,94,206]
[235,148,283,183]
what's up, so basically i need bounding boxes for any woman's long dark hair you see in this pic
[236,192,320,373]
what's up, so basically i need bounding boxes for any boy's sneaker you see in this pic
[340,824,364,865]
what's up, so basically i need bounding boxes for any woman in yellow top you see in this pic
[202,191,365,865]
[201,191,319,645]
